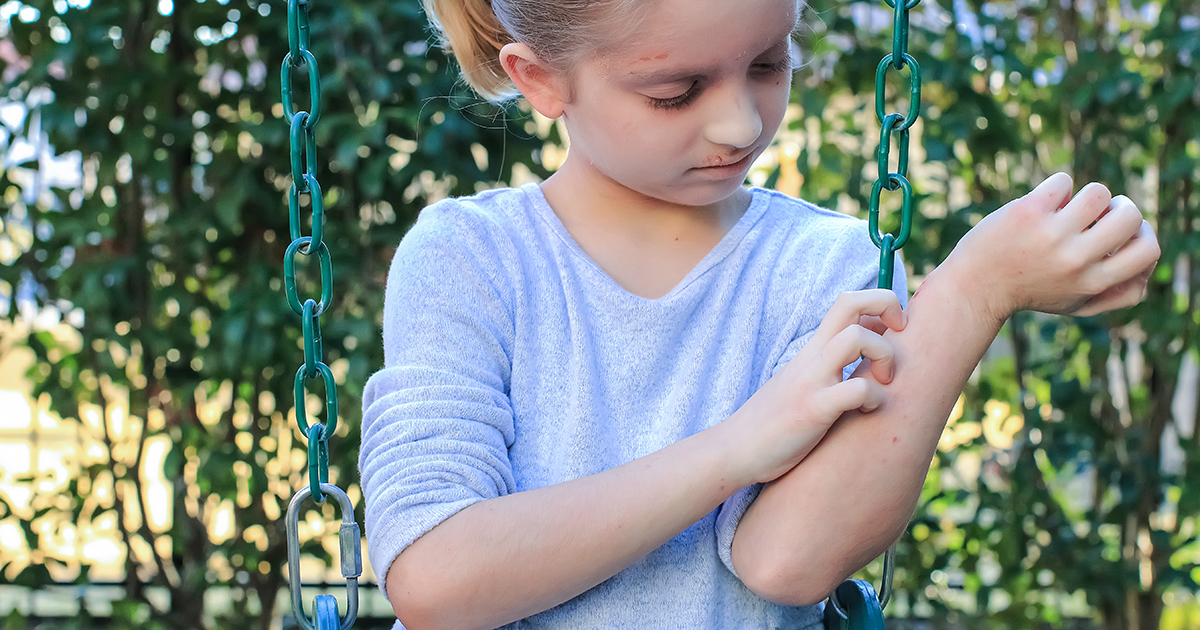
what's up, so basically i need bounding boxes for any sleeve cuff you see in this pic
[715,483,762,579]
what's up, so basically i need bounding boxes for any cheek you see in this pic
[762,79,791,127]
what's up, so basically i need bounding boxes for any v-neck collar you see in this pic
[522,183,771,305]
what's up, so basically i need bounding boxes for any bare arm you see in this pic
[730,174,1161,605]
[386,289,910,630]
[731,259,1002,604]
[387,419,755,630]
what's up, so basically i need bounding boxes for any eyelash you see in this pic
[648,86,701,111]
[646,59,793,111]
[758,58,793,75]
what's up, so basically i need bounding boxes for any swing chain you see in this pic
[281,0,337,503]
[279,1,360,628]
[826,0,922,620]
[869,0,921,602]
[867,0,922,292]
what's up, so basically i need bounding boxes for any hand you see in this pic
[946,172,1160,321]
[726,289,906,484]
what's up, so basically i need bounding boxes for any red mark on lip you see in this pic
[702,153,750,168]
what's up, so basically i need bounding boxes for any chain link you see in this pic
[279,1,360,628]
[830,0,922,618]
[868,0,922,295]
[871,0,920,603]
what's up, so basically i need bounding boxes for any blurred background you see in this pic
[1,0,1198,628]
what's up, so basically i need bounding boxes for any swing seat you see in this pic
[823,579,885,630]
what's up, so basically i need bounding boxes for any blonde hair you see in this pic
[422,0,647,102]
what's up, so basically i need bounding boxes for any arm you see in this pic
[376,227,909,628]
[730,258,1002,604]
[386,289,907,629]
[730,173,1161,605]
[387,286,910,630]
[388,419,752,630]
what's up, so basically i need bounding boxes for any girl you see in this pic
[359,0,1160,628]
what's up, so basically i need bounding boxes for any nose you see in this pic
[703,82,763,149]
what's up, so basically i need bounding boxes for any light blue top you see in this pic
[360,184,905,629]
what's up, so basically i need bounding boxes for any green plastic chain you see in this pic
[281,0,335,503]
[279,1,361,629]
[866,0,921,293]
[826,0,921,625]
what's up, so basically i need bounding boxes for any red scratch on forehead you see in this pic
[637,52,671,61]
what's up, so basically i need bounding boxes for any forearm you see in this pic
[388,419,754,630]
[731,259,1007,605]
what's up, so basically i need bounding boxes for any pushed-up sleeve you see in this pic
[359,202,517,598]
[715,220,908,580]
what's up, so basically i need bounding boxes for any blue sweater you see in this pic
[360,184,905,629]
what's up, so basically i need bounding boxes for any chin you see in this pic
[664,181,749,208]
[606,170,748,209]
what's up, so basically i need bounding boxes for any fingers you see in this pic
[1023,172,1074,212]
[1074,262,1154,317]
[1057,181,1113,234]
[1091,220,1159,283]
[813,290,906,346]
[1079,195,1144,260]
[1075,221,1160,315]
[825,377,886,414]
[858,315,888,335]
[827,324,896,384]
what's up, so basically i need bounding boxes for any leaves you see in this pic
[2,0,1198,628]
[1,0,546,626]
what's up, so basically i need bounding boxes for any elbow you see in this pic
[386,560,434,630]
[386,552,466,630]
[735,525,908,607]
[388,594,440,630]
[737,552,846,607]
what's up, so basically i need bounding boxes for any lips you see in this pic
[699,152,753,170]
[692,151,756,179]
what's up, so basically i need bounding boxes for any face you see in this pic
[554,0,798,208]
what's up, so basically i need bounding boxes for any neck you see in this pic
[540,154,750,243]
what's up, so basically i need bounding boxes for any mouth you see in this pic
[693,151,755,176]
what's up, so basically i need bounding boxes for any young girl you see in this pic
[359,0,1160,628]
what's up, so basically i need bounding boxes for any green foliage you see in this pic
[1,0,545,627]
[784,0,1200,628]
[1,0,1198,629]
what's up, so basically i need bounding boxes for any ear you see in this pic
[499,43,569,119]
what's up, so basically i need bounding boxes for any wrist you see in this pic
[703,411,768,489]
[918,252,1012,332]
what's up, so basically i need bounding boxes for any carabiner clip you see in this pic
[827,544,894,620]
[286,483,362,630]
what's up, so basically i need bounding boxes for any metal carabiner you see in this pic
[826,544,894,620]
[287,483,363,630]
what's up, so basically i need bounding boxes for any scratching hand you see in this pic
[728,289,906,484]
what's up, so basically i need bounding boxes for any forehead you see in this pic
[601,0,799,71]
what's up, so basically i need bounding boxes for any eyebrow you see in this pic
[623,36,793,85]
[626,66,717,85]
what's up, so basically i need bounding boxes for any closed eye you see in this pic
[647,82,702,110]
[754,58,793,75]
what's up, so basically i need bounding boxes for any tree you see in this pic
[0,1,546,627]
[2,0,1197,628]
[786,0,1200,627]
